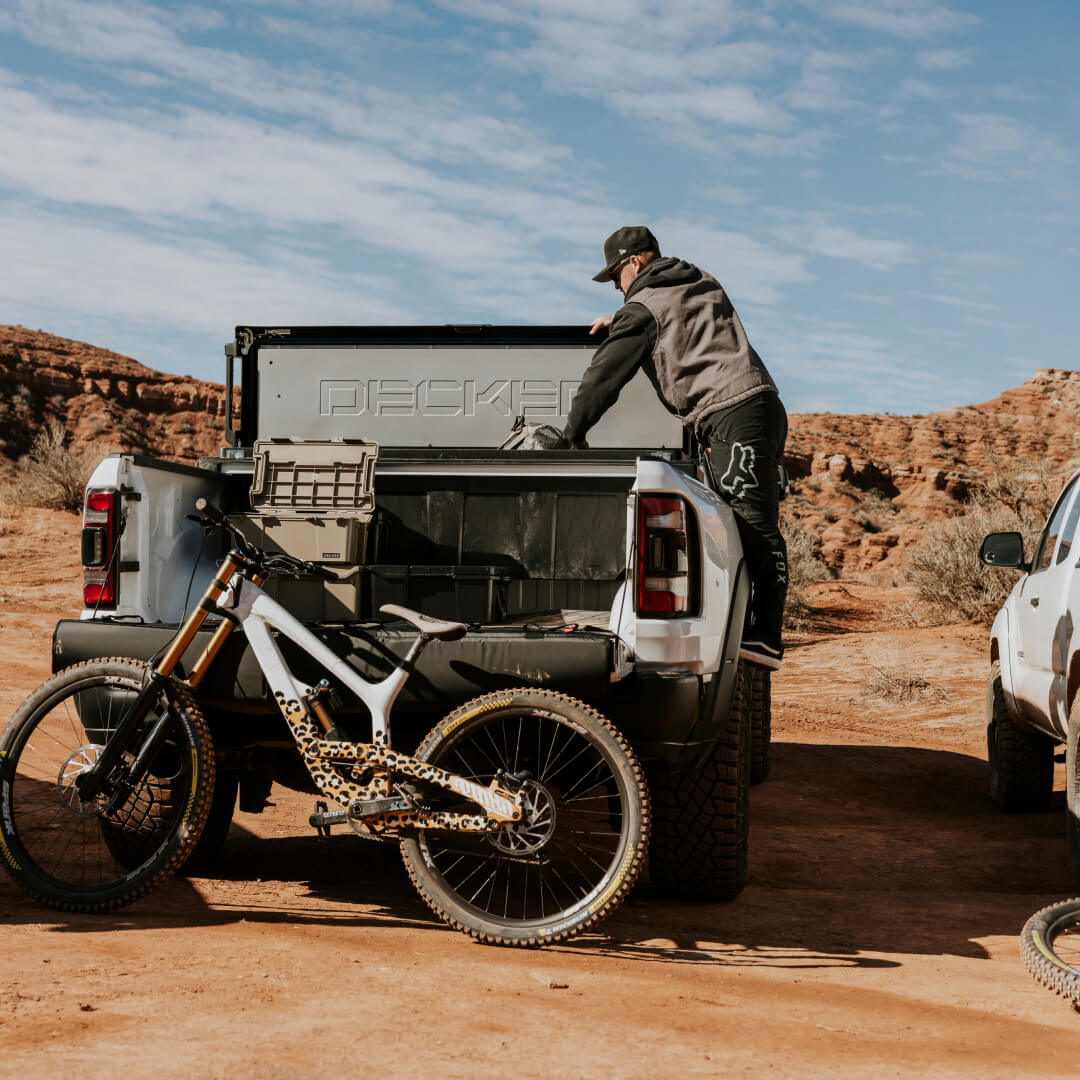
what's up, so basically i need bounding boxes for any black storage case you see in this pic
[368,564,510,624]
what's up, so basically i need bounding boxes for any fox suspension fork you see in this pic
[74,552,247,804]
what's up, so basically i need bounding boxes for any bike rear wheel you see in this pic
[1021,898,1080,1007]
[401,689,649,946]
[0,658,214,912]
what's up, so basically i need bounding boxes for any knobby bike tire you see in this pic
[0,658,215,913]
[400,689,649,946]
[1021,898,1080,1007]
[746,665,772,786]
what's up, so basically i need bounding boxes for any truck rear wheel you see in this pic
[648,663,749,901]
[746,666,771,785]
[987,660,1054,812]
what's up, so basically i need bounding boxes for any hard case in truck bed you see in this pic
[228,437,378,564]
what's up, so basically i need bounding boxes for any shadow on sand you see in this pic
[1,740,1071,970]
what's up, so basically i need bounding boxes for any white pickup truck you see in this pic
[58,324,769,898]
[980,467,1080,878]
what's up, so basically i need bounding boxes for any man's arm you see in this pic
[564,304,655,443]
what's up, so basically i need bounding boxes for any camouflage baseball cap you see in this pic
[592,226,661,282]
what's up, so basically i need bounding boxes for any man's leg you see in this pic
[701,392,788,668]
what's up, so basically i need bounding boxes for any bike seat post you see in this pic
[401,632,433,673]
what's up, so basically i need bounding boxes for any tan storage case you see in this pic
[228,437,378,621]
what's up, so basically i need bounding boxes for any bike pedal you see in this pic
[309,800,347,837]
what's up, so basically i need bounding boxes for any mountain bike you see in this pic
[0,500,649,946]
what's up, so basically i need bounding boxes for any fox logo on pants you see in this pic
[719,442,759,499]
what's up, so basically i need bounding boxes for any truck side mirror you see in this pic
[979,531,1029,571]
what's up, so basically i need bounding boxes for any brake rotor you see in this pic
[488,779,556,856]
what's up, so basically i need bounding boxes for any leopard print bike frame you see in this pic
[213,574,522,833]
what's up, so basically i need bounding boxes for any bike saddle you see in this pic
[379,604,468,641]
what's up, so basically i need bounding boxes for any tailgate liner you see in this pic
[53,619,614,709]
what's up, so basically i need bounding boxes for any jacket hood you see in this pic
[624,257,701,301]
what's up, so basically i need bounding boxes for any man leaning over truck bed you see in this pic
[563,225,789,671]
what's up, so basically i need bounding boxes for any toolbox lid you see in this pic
[250,437,378,516]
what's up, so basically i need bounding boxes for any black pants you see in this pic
[699,391,788,650]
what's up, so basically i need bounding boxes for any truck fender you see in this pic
[684,557,751,765]
[990,608,1025,727]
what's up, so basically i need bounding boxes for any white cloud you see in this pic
[943,113,1070,180]
[917,47,975,70]
[896,77,938,99]
[700,184,754,207]
[810,1,980,39]
[768,214,915,271]
[0,77,619,270]
[651,219,812,306]
[910,290,997,313]
[4,1,571,178]
[0,208,416,336]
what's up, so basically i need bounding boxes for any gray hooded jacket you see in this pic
[564,257,777,442]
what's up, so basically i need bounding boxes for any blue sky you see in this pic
[0,0,1076,414]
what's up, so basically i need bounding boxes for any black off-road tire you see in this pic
[648,662,750,901]
[1021,898,1080,1007]
[0,658,215,913]
[101,768,235,875]
[178,770,238,875]
[401,689,649,946]
[987,660,1054,812]
[746,665,772,785]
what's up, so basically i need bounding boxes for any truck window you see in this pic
[1057,482,1080,565]
[1033,477,1080,572]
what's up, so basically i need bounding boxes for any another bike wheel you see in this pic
[401,689,649,946]
[1021,898,1080,1007]
[0,658,214,912]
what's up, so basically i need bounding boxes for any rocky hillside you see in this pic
[2,326,1077,576]
[783,369,1080,573]
[0,324,233,472]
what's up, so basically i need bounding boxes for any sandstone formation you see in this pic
[784,369,1080,574]
[0,324,234,474]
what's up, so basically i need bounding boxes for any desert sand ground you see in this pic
[1,509,1077,1078]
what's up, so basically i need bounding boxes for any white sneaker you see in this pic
[739,640,782,671]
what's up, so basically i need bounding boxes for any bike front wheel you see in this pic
[401,689,649,946]
[1021,898,1080,1006]
[0,658,214,912]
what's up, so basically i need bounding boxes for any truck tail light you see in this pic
[82,489,119,608]
[636,494,698,617]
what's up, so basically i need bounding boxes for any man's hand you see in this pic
[573,439,589,450]
[589,314,615,335]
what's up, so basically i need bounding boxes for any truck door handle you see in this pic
[1030,596,1040,607]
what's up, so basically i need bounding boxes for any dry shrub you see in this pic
[861,663,947,703]
[12,421,98,512]
[904,455,1066,626]
[782,512,831,630]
